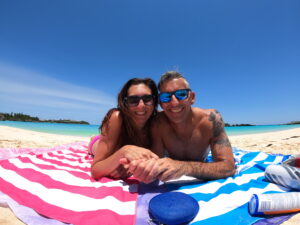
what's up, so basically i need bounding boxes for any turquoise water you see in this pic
[0,121,99,137]
[225,124,300,136]
[0,121,299,137]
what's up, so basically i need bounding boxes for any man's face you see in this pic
[159,78,195,124]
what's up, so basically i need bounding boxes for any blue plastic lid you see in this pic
[149,192,199,225]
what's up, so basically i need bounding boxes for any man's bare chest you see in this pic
[163,134,210,161]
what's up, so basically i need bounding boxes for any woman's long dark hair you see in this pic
[100,78,158,148]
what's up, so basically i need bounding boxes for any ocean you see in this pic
[0,121,99,137]
[0,121,299,137]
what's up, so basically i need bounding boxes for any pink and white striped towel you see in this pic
[0,142,138,225]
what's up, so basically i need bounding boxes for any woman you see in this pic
[90,78,159,180]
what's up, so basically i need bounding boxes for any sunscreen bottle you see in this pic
[249,192,300,215]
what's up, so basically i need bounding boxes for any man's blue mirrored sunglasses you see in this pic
[159,89,191,103]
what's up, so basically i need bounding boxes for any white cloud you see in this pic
[0,94,102,111]
[0,62,116,123]
[0,62,115,108]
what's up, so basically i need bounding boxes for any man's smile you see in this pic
[170,107,183,113]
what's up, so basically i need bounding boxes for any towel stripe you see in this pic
[0,161,136,201]
[0,144,138,225]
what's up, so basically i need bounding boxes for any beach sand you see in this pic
[0,125,299,225]
[0,125,89,148]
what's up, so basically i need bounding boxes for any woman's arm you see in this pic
[91,111,158,179]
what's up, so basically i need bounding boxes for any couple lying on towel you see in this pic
[89,71,235,184]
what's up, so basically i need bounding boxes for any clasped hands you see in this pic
[119,148,184,183]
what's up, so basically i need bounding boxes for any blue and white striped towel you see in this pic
[164,148,292,225]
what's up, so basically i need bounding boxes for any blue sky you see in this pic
[0,0,299,125]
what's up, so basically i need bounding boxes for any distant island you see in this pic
[225,121,300,127]
[225,123,254,127]
[284,121,300,125]
[0,112,89,125]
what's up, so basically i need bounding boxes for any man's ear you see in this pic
[190,91,195,105]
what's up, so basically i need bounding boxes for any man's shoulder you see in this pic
[192,107,218,120]
[194,108,227,136]
[192,108,224,131]
[153,111,169,125]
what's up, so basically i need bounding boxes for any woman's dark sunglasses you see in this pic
[159,89,191,103]
[124,94,154,107]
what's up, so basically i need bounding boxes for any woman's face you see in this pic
[125,83,154,129]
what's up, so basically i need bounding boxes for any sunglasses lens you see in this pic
[159,89,190,103]
[126,96,140,106]
[142,95,154,105]
[175,89,189,100]
[159,93,172,103]
[125,95,154,106]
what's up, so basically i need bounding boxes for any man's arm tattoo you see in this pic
[208,110,224,137]
[213,137,231,147]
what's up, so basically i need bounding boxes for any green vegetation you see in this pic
[0,112,39,122]
[225,123,254,127]
[225,121,300,127]
[0,112,89,125]
[284,121,300,125]
[41,119,89,124]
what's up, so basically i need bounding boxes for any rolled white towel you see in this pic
[265,164,300,190]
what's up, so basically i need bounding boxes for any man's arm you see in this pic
[207,110,236,178]
[157,110,235,181]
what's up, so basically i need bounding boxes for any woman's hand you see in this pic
[121,145,159,162]
[127,158,161,183]
[109,164,132,179]
[119,145,160,183]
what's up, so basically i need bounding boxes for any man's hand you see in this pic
[156,158,186,182]
[121,157,187,183]
[120,158,161,183]
[118,146,159,183]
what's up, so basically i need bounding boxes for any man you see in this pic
[124,71,235,183]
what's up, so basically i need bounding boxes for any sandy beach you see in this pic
[0,125,89,149]
[0,125,299,225]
